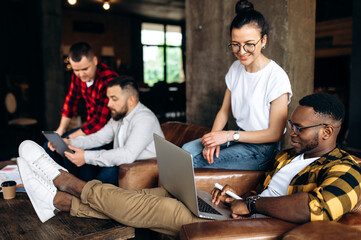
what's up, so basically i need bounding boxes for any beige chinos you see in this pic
[70,180,205,236]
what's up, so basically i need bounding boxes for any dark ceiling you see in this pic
[61,0,354,23]
[62,0,185,21]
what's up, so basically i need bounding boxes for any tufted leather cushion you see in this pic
[194,169,264,196]
[161,121,211,147]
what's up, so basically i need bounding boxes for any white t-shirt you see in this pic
[251,154,319,218]
[260,154,319,197]
[86,81,94,87]
[225,60,292,131]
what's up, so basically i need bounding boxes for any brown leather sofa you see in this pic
[117,121,211,190]
[117,121,361,239]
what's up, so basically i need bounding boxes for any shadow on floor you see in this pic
[134,228,177,240]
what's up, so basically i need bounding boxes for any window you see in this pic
[141,23,184,87]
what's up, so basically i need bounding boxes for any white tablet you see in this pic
[42,131,74,158]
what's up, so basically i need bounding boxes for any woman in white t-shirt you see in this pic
[183,0,292,170]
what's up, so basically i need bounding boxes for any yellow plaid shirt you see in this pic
[253,147,361,221]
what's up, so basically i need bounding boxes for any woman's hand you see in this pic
[202,145,220,164]
[201,131,229,148]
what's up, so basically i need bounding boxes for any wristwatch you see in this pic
[245,195,261,215]
[233,131,240,142]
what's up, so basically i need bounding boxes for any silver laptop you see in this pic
[154,133,232,220]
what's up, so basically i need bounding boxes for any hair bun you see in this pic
[235,0,254,14]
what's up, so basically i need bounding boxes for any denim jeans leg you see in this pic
[182,138,203,160]
[192,142,278,171]
[96,166,119,186]
[67,162,118,186]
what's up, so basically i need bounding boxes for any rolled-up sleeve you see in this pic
[308,164,361,221]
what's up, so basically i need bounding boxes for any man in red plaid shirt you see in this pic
[44,42,118,167]
[57,42,118,138]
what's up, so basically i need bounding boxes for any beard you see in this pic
[299,134,319,155]
[110,106,128,121]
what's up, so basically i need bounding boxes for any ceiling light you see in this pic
[103,1,110,10]
[68,0,77,5]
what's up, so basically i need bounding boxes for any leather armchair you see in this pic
[117,121,211,189]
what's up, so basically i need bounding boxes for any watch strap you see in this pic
[246,195,261,215]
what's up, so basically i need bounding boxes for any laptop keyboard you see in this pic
[197,197,222,215]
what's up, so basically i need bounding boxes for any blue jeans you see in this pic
[43,128,118,186]
[182,139,279,170]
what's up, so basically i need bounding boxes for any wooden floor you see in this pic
[0,193,135,240]
[0,160,135,240]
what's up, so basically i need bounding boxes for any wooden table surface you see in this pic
[0,160,135,240]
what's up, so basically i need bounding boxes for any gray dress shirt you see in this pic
[70,102,164,167]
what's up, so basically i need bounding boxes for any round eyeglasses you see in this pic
[287,120,327,136]
[228,38,262,54]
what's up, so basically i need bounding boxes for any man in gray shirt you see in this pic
[49,76,164,185]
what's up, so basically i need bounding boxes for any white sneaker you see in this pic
[17,157,59,223]
[18,140,68,185]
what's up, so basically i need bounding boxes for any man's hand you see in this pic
[68,129,86,139]
[230,200,249,219]
[47,138,71,152]
[211,184,237,205]
[47,141,56,152]
[55,127,65,138]
[211,184,251,219]
[64,145,85,167]
[63,138,71,145]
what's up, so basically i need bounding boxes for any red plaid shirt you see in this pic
[62,62,118,135]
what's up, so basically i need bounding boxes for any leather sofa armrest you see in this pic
[282,221,361,239]
[194,169,264,195]
[118,158,158,190]
[161,121,211,147]
[338,212,361,230]
[180,218,297,240]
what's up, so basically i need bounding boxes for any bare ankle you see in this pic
[53,191,72,212]
[53,170,85,198]
[53,169,67,189]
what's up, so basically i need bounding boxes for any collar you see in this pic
[313,146,347,164]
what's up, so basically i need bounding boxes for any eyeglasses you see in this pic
[287,120,327,136]
[228,38,263,54]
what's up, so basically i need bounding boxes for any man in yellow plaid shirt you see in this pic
[17,92,361,236]
[217,92,361,222]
